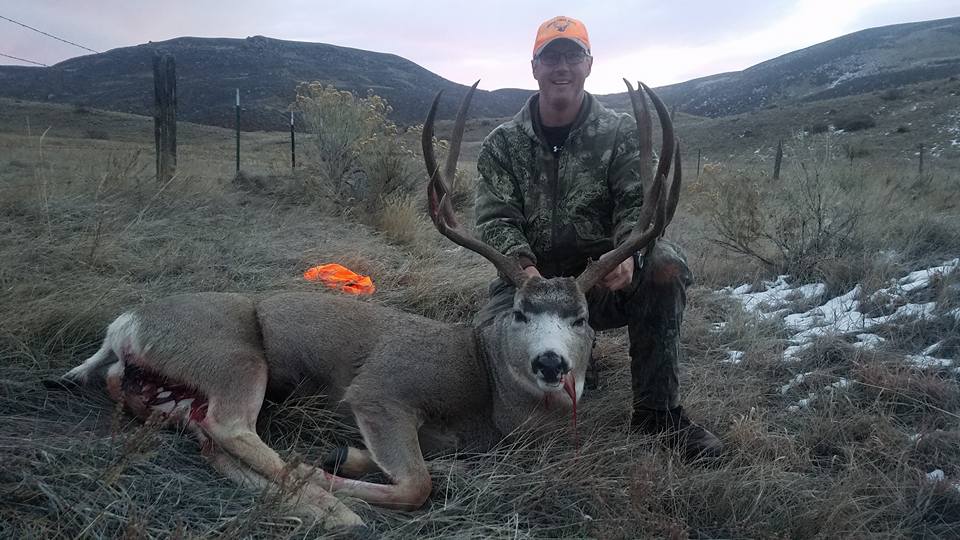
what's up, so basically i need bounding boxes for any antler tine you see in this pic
[421,81,526,286]
[443,80,480,187]
[662,142,682,234]
[639,81,675,190]
[421,90,443,194]
[575,80,676,292]
[624,78,653,189]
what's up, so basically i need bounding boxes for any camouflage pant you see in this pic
[474,240,692,411]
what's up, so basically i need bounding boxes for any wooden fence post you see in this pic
[918,143,924,175]
[153,53,177,183]
[235,89,241,173]
[290,111,296,170]
[773,139,783,180]
[696,148,701,179]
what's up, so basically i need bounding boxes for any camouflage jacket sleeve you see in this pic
[475,130,537,267]
[608,115,645,247]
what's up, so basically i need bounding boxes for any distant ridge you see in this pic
[0,35,532,129]
[601,16,960,116]
[0,17,958,129]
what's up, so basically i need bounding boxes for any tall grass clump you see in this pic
[376,192,422,245]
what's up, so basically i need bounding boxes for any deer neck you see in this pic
[475,320,571,436]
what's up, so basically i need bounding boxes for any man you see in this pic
[473,15,722,458]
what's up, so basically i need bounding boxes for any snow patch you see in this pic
[718,258,959,411]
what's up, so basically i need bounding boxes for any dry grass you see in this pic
[374,193,425,246]
[1,97,959,538]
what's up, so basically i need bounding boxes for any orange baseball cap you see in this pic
[533,16,591,58]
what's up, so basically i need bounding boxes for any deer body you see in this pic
[63,81,680,529]
[66,283,589,527]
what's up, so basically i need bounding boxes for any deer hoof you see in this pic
[297,500,364,530]
[321,507,365,530]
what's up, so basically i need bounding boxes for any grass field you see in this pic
[1,79,959,538]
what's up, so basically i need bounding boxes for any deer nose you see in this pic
[531,351,569,384]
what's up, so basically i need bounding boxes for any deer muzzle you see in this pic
[531,351,570,386]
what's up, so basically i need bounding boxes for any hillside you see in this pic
[1,17,959,130]
[602,17,960,116]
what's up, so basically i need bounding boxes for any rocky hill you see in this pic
[0,17,958,129]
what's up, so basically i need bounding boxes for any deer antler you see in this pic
[422,81,527,286]
[575,80,682,292]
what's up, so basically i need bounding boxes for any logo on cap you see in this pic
[533,16,590,58]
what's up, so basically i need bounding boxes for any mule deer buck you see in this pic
[60,80,681,528]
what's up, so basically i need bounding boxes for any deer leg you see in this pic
[322,446,382,478]
[205,447,359,525]
[205,446,269,487]
[321,406,432,510]
[322,424,459,478]
[196,367,363,529]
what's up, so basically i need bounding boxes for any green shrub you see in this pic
[359,134,417,214]
[833,113,876,132]
[878,88,905,101]
[842,144,870,159]
[709,159,866,279]
[294,83,423,208]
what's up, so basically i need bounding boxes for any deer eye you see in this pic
[573,317,586,327]
[513,310,528,324]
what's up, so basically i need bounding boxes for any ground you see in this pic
[1,80,959,537]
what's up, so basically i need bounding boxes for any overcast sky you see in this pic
[2,0,957,93]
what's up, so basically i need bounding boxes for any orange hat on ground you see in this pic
[533,16,591,58]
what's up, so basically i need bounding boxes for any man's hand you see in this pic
[522,265,542,279]
[600,256,634,291]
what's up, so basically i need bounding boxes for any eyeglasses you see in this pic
[536,50,589,66]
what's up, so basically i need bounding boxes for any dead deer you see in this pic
[60,80,681,529]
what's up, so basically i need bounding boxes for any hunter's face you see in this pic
[532,39,592,111]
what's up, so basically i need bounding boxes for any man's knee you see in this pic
[643,241,693,287]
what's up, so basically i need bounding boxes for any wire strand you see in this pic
[0,51,47,66]
[0,14,100,54]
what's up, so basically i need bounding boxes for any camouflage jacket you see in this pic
[475,92,644,278]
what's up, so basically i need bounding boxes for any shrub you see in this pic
[84,129,110,140]
[806,122,829,135]
[709,157,866,279]
[833,113,876,132]
[879,88,905,101]
[294,83,422,207]
[359,134,417,214]
[294,83,391,199]
[842,143,870,159]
